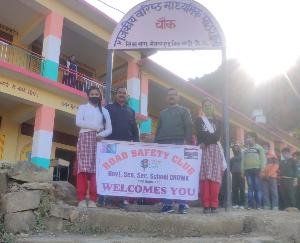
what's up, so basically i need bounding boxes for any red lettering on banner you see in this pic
[102,152,129,170]
[137,149,144,157]
[131,150,137,157]
[151,149,156,157]
[155,17,176,29]
[130,149,170,159]
[156,150,163,157]
[144,149,151,156]
[172,155,195,175]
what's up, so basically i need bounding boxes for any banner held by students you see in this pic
[96,141,201,200]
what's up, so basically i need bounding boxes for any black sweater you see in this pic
[195,117,221,145]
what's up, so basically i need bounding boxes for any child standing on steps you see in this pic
[262,152,279,210]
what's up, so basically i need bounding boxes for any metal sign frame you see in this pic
[105,0,231,209]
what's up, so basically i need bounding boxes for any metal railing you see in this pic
[0,38,43,74]
[0,37,116,98]
[58,65,105,93]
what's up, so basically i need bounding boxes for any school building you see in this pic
[0,0,299,178]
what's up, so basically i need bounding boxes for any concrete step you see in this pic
[46,205,300,242]
[49,205,245,237]
[17,233,279,243]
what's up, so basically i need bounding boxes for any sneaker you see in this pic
[88,201,97,208]
[211,207,218,213]
[120,200,129,210]
[78,200,87,208]
[178,204,188,214]
[232,205,239,209]
[203,207,211,214]
[239,206,245,210]
[160,205,175,213]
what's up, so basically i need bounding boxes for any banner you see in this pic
[96,141,201,200]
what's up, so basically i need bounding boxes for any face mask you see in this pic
[89,96,99,105]
[233,149,240,156]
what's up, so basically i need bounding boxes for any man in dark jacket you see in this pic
[100,87,139,208]
[279,148,298,209]
[155,88,193,214]
[231,143,245,209]
[106,87,139,142]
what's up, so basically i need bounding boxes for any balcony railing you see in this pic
[0,38,43,74]
[58,65,105,93]
[0,38,115,97]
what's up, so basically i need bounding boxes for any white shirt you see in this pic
[75,103,112,137]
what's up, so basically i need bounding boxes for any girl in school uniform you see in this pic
[75,86,112,207]
[195,98,226,214]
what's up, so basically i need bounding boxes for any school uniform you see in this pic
[195,117,225,209]
[76,103,112,202]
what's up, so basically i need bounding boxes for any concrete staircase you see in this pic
[16,206,300,243]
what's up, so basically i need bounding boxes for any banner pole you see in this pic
[105,49,114,104]
[222,48,232,211]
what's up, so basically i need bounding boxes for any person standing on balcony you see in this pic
[241,132,266,210]
[76,86,112,208]
[195,98,226,214]
[65,55,77,88]
[103,87,139,208]
[155,88,193,214]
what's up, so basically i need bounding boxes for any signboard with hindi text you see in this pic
[108,0,224,50]
[96,141,201,200]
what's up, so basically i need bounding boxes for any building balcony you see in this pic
[0,38,105,94]
[0,38,43,74]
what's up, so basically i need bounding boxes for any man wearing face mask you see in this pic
[231,143,245,209]
[241,132,266,209]
[155,88,193,214]
[279,148,298,209]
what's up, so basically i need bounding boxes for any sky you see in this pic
[86,0,300,84]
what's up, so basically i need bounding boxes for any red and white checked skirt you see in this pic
[200,144,223,184]
[76,131,97,174]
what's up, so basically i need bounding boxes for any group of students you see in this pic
[231,135,300,211]
[75,86,226,214]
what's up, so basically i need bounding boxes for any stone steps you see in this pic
[7,204,300,243]
[49,205,246,237]
[17,234,279,243]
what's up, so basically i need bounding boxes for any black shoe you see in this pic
[160,205,175,213]
[211,207,218,213]
[178,204,188,214]
[120,200,129,211]
[203,207,211,214]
